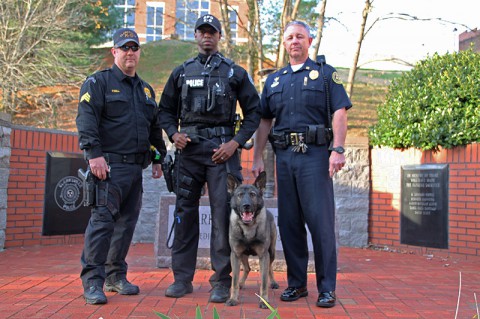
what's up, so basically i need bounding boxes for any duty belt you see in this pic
[104,152,147,165]
[269,125,332,151]
[198,126,234,138]
[182,126,234,139]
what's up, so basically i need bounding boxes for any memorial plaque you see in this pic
[42,152,91,235]
[401,164,449,248]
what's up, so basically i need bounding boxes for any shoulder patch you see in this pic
[85,77,96,84]
[332,72,342,84]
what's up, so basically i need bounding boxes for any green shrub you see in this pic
[368,48,480,151]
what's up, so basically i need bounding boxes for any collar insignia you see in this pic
[271,77,280,88]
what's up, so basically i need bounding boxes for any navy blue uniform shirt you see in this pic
[76,64,166,160]
[260,58,351,132]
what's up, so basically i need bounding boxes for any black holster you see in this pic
[78,168,97,207]
[161,154,175,193]
[268,131,288,151]
[96,180,108,206]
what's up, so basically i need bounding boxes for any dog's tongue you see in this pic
[241,211,254,223]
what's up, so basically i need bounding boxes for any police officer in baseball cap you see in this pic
[159,14,261,303]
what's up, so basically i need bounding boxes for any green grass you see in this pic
[137,40,198,92]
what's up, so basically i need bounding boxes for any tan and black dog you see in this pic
[226,171,279,309]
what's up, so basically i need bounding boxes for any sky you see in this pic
[314,0,479,70]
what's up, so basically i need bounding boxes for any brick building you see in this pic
[115,0,248,44]
[459,28,480,52]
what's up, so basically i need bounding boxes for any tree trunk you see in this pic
[310,0,327,60]
[276,0,291,68]
[218,0,233,57]
[346,0,372,98]
[254,0,264,71]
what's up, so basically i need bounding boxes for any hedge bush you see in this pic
[368,48,480,151]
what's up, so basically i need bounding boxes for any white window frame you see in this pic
[115,0,136,29]
[146,2,165,42]
[175,0,210,40]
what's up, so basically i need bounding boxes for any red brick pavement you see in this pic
[0,244,479,319]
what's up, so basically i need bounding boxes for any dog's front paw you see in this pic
[270,281,279,289]
[226,298,238,306]
[259,301,269,309]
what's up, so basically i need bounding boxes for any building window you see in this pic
[175,0,210,40]
[115,0,136,29]
[228,6,238,43]
[146,2,164,41]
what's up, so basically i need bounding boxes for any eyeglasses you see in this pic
[117,45,140,52]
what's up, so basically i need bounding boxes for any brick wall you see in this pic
[6,125,84,248]
[370,143,480,259]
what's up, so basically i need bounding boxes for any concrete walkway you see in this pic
[0,243,479,319]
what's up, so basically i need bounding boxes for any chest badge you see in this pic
[309,70,319,80]
[271,77,280,88]
[144,87,152,98]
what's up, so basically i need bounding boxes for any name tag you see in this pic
[186,78,204,88]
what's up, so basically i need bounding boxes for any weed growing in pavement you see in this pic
[154,293,281,319]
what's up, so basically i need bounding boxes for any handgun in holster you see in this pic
[78,167,97,207]
[161,154,175,193]
[268,130,288,151]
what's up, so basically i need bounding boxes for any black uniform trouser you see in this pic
[275,145,337,293]
[171,136,241,287]
[80,162,143,289]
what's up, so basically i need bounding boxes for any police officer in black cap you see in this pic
[252,21,352,308]
[76,28,167,304]
[159,14,260,303]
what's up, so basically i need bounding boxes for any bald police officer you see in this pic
[252,21,352,308]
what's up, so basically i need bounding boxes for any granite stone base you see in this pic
[154,195,316,272]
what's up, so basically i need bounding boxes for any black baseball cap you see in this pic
[113,28,140,47]
[195,14,222,33]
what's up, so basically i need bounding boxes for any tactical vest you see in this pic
[178,55,237,126]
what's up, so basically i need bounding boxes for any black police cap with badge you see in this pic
[113,28,140,47]
[195,14,222,33]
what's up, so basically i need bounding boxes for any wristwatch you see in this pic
[331,146,345,154]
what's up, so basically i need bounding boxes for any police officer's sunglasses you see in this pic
[117,45,140,52]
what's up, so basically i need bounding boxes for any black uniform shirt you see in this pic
[76,64,166,160]
[261,58,352,132]
[159,53,261,146]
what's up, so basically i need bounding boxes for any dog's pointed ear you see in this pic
[254,171,267,194]
[227,173,240,195]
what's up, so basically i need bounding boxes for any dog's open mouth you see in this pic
[241,211,254,224]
